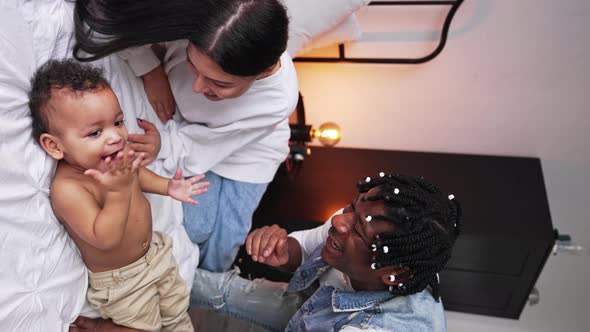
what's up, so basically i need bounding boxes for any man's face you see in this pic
[47,87,128,172]
[322,186,397,290]
[186,44,258,101]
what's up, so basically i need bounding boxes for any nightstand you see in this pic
[248,146,555,319]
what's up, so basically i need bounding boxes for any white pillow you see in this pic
[283,0,370,56]
[297,14,363,56]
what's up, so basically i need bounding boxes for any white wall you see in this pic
[295,1,590,331]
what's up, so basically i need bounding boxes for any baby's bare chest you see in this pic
[94,182,152,225]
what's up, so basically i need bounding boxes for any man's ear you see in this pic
[39,133,64,160]
[379,266,411,286]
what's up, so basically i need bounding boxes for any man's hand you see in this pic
[69,316,143,332]
[167,168,209,204]
[84,150,143,192]
[141,64,176,123]
[246,225,290,267]
[128,119,161,166]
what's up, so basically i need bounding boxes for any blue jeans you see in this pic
[190,268,305,332]
[190,268,447,332]
[182,171,268,272]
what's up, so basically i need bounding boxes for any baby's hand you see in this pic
[167,168,209,204]
[84,150,144,192]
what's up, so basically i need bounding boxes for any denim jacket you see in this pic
[284,246,447,332]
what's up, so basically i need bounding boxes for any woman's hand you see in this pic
[128,119,161,166]
[246,225,290,267]
[141,64,176,123]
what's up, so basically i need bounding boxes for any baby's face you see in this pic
[48,87,128,172]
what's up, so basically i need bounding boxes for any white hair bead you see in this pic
[371,263,377,270]
[365,215,372,222]
[389,275,396,282]
[365,176,371,183]
[379,172,385,178]
[394,188,400,195]
[371,244,377,252]
[448,194,455,200]
[382,246,389,254]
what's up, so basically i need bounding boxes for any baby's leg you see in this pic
[103,282,162,331]
[155,234,193,332]
[158,266,193,332]
[87,264,163,331]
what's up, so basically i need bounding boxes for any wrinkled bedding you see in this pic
[0,1,197,330]
[0,0,366,330]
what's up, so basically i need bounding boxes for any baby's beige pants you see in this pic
[87,231,193,332]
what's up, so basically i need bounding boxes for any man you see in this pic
[191,172,462,332]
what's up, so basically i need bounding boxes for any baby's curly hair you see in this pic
[28,59,111,143]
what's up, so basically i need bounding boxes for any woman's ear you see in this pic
[39,133,64,160]
[379,266,411,286]
[257,61,281,79]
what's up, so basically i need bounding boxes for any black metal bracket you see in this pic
[293,0,464,64]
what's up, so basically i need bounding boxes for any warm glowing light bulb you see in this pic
[312,122,341,147]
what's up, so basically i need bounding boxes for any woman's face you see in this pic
[186,44,258,101]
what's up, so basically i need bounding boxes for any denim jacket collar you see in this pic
[287,245,395,312]
[287,245,330,293]
[285,244,447,332]
[332,289,395,312]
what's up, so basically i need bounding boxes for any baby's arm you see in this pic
[51,153,141,250]
[139,167,209,204]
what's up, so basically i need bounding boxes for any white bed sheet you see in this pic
[0,1,198,331]
[0,0,369,330]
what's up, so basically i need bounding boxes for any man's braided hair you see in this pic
[357,173,462,301]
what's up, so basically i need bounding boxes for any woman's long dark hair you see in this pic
[73,0,289,76]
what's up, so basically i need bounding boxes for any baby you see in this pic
[29,59,207,331]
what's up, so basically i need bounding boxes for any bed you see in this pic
[0,0,368,330]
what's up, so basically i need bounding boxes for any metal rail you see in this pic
[293,0,464,64]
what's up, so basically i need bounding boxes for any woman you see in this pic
[74,0,299,272]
